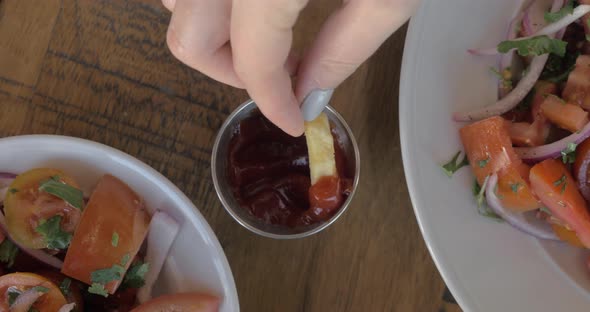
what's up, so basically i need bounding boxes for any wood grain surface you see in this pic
[0,0,462,311]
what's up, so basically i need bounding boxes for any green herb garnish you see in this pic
[8,188,17,194]
[38,176,83,210]
[478,156,490,168]
[498,36,567,57]
[88,283,109,297]
[59,278,71,297]
[545,0,574,22]
[510,182,522,193]
[7,287,21,306]
[35,215,72,250]
[111,232,119,247]
[489,67,513,89]
[561,142,577,164]
[473,177,503,222]
[0,239,18,267]
[121,253,131,266]
[31,286,49,293]
[91,264,125,285]
[441,151,469,177]
[553,174,568,194]
[122,262,149,289]
[540,207,553,215]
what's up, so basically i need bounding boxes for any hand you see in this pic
[162,0,420,136]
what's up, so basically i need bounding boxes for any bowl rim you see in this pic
[211,99,361,239]
[0,134,239,310]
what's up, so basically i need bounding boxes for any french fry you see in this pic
[304,113,338,185]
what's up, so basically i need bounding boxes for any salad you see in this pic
[0,168,219,312]
[445,0,590,250]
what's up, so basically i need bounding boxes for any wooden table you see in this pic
[0,0,462,311]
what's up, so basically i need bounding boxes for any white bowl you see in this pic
[0,135,239,311]
[401,1,590,311]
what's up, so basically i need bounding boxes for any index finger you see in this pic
[230,0,308,136]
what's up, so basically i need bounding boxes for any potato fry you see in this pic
[304,113,338,185]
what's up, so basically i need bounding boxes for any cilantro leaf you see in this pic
[31,286,49,293]
[38,176,84,210]
[478,156,490,168]
[441,151,469,177]
[59,278,71,297]
[0,239,18,267]
[498,36,567,57]
[122,262,149,289]
[561,142,577,164]
[554,174,568,194]
[35,215,72,250]
[111,232,119,247]
[88,283,109,297]
[545,0,574,22]
[90,264,125,284]
[473,177,503,222]
[510,182,522,193]
[540,52,579,83]
[121,253,131,266]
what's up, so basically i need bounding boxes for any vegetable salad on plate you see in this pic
[447,0,590,254]
[0,168,219,312]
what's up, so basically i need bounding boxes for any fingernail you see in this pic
[301,89,334,121]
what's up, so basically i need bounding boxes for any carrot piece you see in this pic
[530,159,590,248]
[495,164,539,212]
[459,116,521,185]
[541,95,588,133]
[563,55,590,110]
[62,175,151,294]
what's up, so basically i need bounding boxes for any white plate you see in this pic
[0,135,239,311]
[400,1,590,311]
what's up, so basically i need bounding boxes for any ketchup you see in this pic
[228,114,352,227]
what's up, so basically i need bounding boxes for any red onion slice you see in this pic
[486,175,559,240]
[454,55,549,121]
[0,212,63,269]
[137,211,180,304]
[57,303,76,312]
[515,122,590,162]
[10,288,44,312]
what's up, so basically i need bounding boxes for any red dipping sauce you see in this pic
[228,114,353,227]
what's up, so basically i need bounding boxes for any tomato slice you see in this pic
[563,55,590,110]
[541,95,589,133]
[508,121,548,147]
[459,116,521,185]
[4,168,82,249]
[495,164,539,212]
[0,272,67,311]
[551,223,585,248]
[62,174,150,294]
[530,159,590,248]
[130,292,220,312]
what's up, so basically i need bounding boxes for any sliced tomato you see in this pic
[37,270,84,310]
[0,272,67,311]
[531,81,558,120]
[509,121,548,147]
[130,292,220,312]
[552,223,585,248]
[530,159,590,248]
[62,175,151,294]
[495,164,539,212]
[459,116,520,185]
[563,55,590,110]
[4,168,82,249]
[541,95,589,133]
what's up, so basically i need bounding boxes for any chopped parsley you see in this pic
[88,283,108,297]
[498,36,567,57]
[441,151,469,177]
[553,174,568,194]
[35,215,72,250]
[478,156,490,168]
[31,286,49,293]
[38,176,84,210]
[59,278,71,297]
[510,182,522,193]
[0,239,18,267]
[121,253,131,266]
[561,142,577,164]
[90,264,125,285]
[122,261,149,289]
[111,232,119,247]
[545,0,574,22]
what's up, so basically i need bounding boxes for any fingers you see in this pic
[230,0,309,136]
[295,0,420,101]
[166,0,244,88]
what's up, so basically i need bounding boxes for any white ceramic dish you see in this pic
[400,1,590,311]
[0,135,239,311]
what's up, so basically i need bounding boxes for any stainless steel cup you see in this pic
[211,100,360,239]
